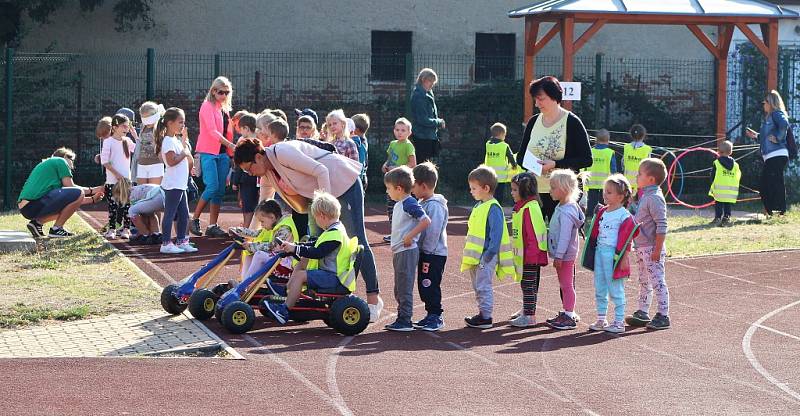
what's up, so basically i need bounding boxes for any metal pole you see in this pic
[3,47,13,210]
[146,48,155,101]
[254,70,261,110]
[404,52,413,117]
[214,54,220,78]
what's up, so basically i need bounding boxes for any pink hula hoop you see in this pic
[667,147,719,209]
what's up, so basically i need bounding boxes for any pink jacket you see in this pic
[196,100,233,156]
[264,140,362,199]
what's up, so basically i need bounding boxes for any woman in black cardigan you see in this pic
[516,76,592,220]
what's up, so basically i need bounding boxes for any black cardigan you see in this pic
[515,112,592,173]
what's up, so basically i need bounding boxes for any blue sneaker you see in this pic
[412,314,433,329]
[420,315,444,332]
[385,319,414,332]
[262,300,289,324]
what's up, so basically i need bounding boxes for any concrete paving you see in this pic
[0,230,36,253]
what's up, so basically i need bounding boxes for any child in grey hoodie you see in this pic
[411,162,449,331]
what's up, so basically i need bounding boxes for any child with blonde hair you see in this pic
[326,109,360,162]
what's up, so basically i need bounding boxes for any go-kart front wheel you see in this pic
[160,284,187,315]
[188,289,216,321]
[221,301,256,334]
[329,296,370,336]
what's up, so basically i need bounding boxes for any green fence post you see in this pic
[214,54,220,78]
[781,55,790,107]
[146,48,155,101]
[3,47,13,210]
[594,53,603,130]
[404,53,413,117]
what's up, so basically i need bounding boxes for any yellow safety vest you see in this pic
[510,199,547,282]
[584,147,615,190]
[241,215,300,264]
[623,143,651,191]
[460,199,516,280]
[485,141,513,183]
[307,224,358,292]
[708,159,741,203]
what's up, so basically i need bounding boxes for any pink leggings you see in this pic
[554,259,577,312]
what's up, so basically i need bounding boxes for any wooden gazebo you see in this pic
[509,0,800,141]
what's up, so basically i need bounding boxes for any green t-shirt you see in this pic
[17,157,73,202]
[386,139,415,168]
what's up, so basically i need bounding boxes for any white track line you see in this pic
[742,299,800,402]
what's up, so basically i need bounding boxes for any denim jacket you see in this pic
[759,110,789,157]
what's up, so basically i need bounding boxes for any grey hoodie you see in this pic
[418,194,449,256]
[548,201,585,261]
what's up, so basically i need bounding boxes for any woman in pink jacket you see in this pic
[190,76,235,238]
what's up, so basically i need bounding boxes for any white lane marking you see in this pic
[326,336,355,416]
[743,299,800,402]
[754,324,800,342]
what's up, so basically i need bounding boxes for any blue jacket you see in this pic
[759,110,789,157]
[410,84,443,141]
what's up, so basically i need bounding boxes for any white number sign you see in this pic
[561,82,581,101]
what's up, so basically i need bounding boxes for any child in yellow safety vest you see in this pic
[228,199,299,282]
[583,129,617,219]
[622,124,652,193]
[709,140,741,226]
[508,172,548,328]
[462,165,516,329]
[484,122,518,205]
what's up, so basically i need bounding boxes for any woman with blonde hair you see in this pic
[746,89,790,216]
[190,76,235,237]
[410,68,445,163]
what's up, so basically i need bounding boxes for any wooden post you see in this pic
[561,16,575,111]
[716,24,734,142]
[763,20,779,91]
[524,16,539,123]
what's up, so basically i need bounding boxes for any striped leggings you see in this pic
[521,265,541,316]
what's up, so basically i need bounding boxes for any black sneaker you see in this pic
[205,225,228,238]
[48,227,74,238]
[720,217,731,227]
[625,310,651,327]
[26,220,44,238]
[548,313,577,330]
[546,312,564,325]
[709,218,721,226]
[128,235,147,245]
[189,218,202,236]
[382,235,391,243]
[147,234,162,245]
[464,313,492,329]
[646,313,671,330]
[413,314,433,329]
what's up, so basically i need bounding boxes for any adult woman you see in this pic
[18,147,105,238]
[410,68,446,163]
[190,76,235,238]
[746,90,790,216]
[516,76,592,221]
[233,138,384,321]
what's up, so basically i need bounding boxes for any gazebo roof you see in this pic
[509,0,800,18]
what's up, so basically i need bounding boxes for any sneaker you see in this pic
[147,234,162,245]
[205,225,228,238]
[549,313,577,330]
[368,297,384,323]
[118,228,131,239]
[464,313,493,329]
[546,312,564,325]
[382,235,391,243]
[588,319,609,331]
[104,228,117,239]
[128,234,147,245]
[720,217,731,227]
[604,321,625,334]
[412,314,433,328]
[509,314,536,328]
[385,319,414,332]
[709,218,722,226]
[189,218,202,236]
[48,227,74,238]
[26,220,44,238]
[177,242,198,253]
[646,313,671,330]
[510,309,523,320]
[266,278,281,297]
[625,310,651,327]
[160,243,184,254]
[262,300,289,324]
[420,315,444,332]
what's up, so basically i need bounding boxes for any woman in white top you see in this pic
[100,114,136,239]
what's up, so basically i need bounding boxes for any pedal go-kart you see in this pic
[215,238,370,336]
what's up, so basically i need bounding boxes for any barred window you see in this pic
[475,33,516,82]
[371,30,412,82]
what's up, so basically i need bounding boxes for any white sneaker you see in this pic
[104,229,117,239]
[510,308,523,320]
[160,243,184,254]
[588,319,609,331]
[118,228,131,239]
[177,243,198,253]
[369,296,384,323]
[509,314,536,328]
[604,321,625,334]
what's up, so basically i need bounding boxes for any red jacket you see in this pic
[580,205,640,279]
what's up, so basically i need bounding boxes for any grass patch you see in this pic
[0,211,159,329]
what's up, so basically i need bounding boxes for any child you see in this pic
[352,113,370,191]
[546,169,585,330]
[265,118,310,238]
[508,172,548,328]
[231,112,260,228]
[229,199,298,281]
[411,162,448,331]
[383,166,431,331]
[296,114,320,140]
[585,129,617,218]
[582,174,637,333]
[100,114,136,239]
[462,165,516,329]
[263,191,356,324]
[127,183,164,245]
[326,109,360,162]
[627,158,671,330]
[483,122,518,205]
[135,102,166,185]
[709,140,740,226]
[622,124,652,193]
[382,117,417,242]
[156,107,198,255]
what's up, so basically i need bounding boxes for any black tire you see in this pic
[329,296,370,336]
[160,284,186,315]
[221,301,256,334]
[188,289,216,321]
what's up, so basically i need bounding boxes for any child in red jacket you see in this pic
[581,174,639,334]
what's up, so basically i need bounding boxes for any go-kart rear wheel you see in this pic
[188,289,216,321]
[329,296,370,336]
[160,284,186,315]
[221,301,256,334]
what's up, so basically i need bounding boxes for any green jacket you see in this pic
[410,84,443,141]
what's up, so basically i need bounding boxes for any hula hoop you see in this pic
[657,147,685,201]
[667,147,719,209]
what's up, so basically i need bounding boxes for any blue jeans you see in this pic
[162,189,189,244]
[594,245,626,323]
[199,153,229,205]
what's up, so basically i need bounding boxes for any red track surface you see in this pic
[3,204,800,415]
